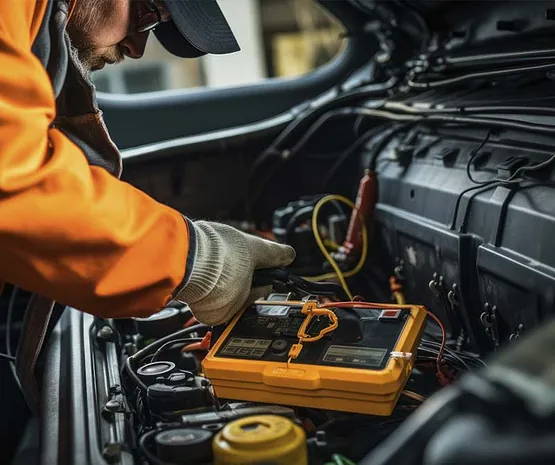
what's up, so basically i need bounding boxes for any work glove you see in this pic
[175,221,296,325]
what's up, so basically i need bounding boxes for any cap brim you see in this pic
[154,0,240,58]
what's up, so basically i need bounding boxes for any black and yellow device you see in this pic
[202,297,428,416]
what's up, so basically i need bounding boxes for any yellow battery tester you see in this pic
[202,298,427,416]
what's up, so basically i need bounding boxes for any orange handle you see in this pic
[298,302,339,342]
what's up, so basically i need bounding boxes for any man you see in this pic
[0,0,295,326]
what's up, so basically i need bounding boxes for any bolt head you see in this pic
[104,399,122,413]
[97,326,114,341]
[102,443,121,464]
[109,385,122,395]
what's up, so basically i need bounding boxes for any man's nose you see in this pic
[120,32,149,59]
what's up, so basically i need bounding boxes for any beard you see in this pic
[66,0,124,72]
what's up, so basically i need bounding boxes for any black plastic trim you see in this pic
[376,205,488,351]
[40,310,133,465]
[477,245,555,297]
[121,112,292,163]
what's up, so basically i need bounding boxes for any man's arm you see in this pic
[0,0,189,318]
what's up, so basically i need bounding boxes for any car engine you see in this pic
[6,1,555,464]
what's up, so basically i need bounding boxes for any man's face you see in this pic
[67,0,170,72]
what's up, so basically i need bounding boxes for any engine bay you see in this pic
[13,0,555,464]
[110,280,457,465]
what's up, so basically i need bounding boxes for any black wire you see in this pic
[456,147,555,230]
[247,108,365,212]
[466,130,493,185]
[419,347,470,372]
[350,0,375,15]
[260,79,397,159]
[386,101,555,118]
[0,353,16,362]
[287,108,361,160]
[353,107,555,136]
[248,106,392,211]
[125,324,207,392]
[442,48,555,69]
[396,0,431,47]
[429,112,555,134]
[249,107,355,181]
[353,114,367,137]
[376,102,555,141]
[420,339,486,369]
[258,72,555,181]
[460,182,516,234]
[408,61,555,89]
[418,351,470,373]
[151,337,204,362]
[420,341,471,371]
[283,199,345,244]
[246,80,398,215]
[284,205,317,243]
[368,123,417,171]
[507,153,555,181]
[321,125,386,190]
[450,182,501,231]
[250,103,555,215]
[453,352,487,368]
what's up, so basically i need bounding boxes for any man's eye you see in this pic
[135,1,150,16]
[137,10,159,30]
[136,2,153,19]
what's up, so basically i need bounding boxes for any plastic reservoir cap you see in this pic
[212,415,308,465]
[136,361,176,384]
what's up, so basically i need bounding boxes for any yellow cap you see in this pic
[213,415,307,465]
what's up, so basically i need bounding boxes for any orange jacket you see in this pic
[0,0,190,318]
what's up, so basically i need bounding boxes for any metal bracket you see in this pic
[394,260,405,281]
[509,323,524,343]
[480,302,500,350]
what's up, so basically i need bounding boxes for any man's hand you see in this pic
[175,221,296,325]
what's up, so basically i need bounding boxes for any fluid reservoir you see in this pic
[212,415,308,465]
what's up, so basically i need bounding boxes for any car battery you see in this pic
[202,300,428,416]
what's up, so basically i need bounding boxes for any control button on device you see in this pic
[271,340,288,353]
[228,338,245,347]
[379,309,403,321]
[251,348,267,358]
[221,346,238,355]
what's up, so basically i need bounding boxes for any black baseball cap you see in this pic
[154,0,241,58]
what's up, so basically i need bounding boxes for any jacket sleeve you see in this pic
[0,0,191,318]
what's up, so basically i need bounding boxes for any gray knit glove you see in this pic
[175,221,296,325]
